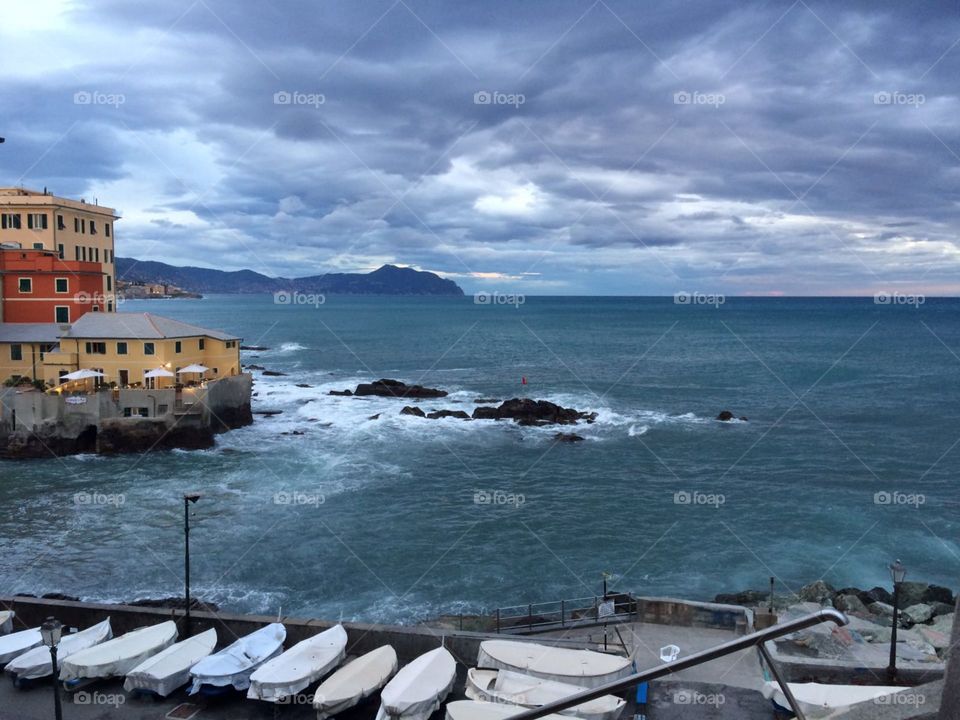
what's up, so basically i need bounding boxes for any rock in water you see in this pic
[261,370,287,376]
[426,410,471,420]
[328,389,353,396]
[353,378,447,398]
[400,406,426,417]
[471,398,596,425]
[554,433,584,442]
[717,410,735,421]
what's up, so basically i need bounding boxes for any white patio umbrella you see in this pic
[61,369,104,381]
[143,368,175,378]
[177,364,209,374]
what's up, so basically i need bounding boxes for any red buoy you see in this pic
[521,376,527,385]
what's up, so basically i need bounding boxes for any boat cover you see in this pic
[376,647,456,720]
[0,611,12,635]
[762,681,905,718]
[0,627,43,666]
[124,628,217,697]
[466,668,625,720]
[247,624,347,702]
[477,640,632,688]
[60,620,178,681]
[314,645,398,719]
[189,622,285,693]
[5,618,112,680]
[446,700,570,720]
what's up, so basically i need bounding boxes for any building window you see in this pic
[55,278,68,293]
[198,338,205,350]
[10,345,22,361]
[106,276,112,291]
[1,213,22,229]
[90,221,97,235]
[117,342,127,355]
[94,247,100,262]
[81,219,86,234]
[225,340,236,348]
[74,218,80,232]
[81,247,87,261]
[175,341,182,353]
[157,404,168,414]
[213,367,219,374]
[105,223,111,237]
[55,306,70,323]
[92,305,100,312]
[58,243,65,259]
[27,213,48,230]
[85,342,106,354]
[18,278,32,293]
[107,301,113,311]
[57,215,65,230]
[74,246,80,261]
[144,342,155,355]
[32,242,44,250]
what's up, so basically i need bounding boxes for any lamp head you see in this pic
[40,617,62,647]
[889,559,907,584]
[185,493,201,504]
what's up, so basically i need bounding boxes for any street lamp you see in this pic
[887,559,907,683]
[40,617,63,720]
[184,493,201,637]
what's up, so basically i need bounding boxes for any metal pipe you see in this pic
[503,609,847,720]
[759,640,806,720]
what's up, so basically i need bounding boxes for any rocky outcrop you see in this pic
[426,410,471,420]
[261,370,287,376]
[717,410,748,421]
[97,417,214,454]
[329,389,353,396]
[798,580,835,603]
[400,406,426,417]
[472,398,597,426]
[353,379,447,399]
[554,432,585,442]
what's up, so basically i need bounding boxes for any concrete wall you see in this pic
[939,597,959,720]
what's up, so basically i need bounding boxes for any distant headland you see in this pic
[116,258,465,296]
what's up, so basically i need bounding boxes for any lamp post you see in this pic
[40,617,63,720]
[887,559,907,683]
[184,493,201,637]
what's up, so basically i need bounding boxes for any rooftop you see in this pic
[0,323,63,344]
[63,312,240,341]
[0,187,117,217]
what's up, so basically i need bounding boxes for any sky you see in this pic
[1,0,959,295]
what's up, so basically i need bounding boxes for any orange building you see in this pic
[0,248,107,324]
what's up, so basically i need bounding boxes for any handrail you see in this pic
[501,608,848,720]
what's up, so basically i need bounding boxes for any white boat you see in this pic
[447,700,570,720]
[762,681,908,718]
[0,611,13,635]
[124,628,217,697]
[314,645,398,719]
[60,620,178,683]
[477,640,632,688]
[0,626,43,667]
[188,622,285,694]
[247,624,347,702]
[375,646,456,720]
[466,668,626,720]
[5,618,112,681]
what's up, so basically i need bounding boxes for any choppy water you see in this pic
[1,296,958,623]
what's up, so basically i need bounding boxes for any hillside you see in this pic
[115,258,464,296]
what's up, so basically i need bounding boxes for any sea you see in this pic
[1,295,957,624]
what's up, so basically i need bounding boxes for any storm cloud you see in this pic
[1,0,958,294]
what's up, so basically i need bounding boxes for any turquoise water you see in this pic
[1,296,958,623]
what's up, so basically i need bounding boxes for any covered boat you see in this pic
[0,626,43,667]
[60,620,178,684]
[5,618,112,682]
[124,628,217,697]
[477,640,632,688]
[375,646,456,720]
[447,700,570,720]
[466,668,626,720]
[247,624,347,702]
[314,645,398,720]
[762,681,907,718]
[0,611,12,635]
[189,622,285,694]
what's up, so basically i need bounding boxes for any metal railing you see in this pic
[501,608,848,720]
[494,594,636,634]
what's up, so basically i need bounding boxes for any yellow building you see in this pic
[1,312,241,389]
[0,187,118,315]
